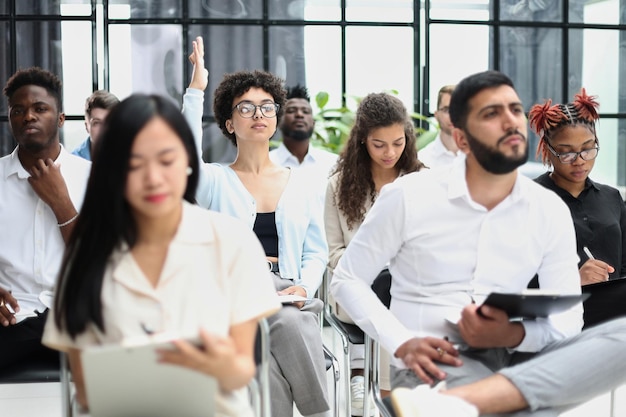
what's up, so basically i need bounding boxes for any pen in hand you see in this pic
[583,246,595,261]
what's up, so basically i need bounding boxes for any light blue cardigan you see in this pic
[182,88,328,298]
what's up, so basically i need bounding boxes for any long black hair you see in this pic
[54,94,200,338]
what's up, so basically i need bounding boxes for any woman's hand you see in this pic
[277,285,308,309]
[158,321,257,391]
[188,36,208,91]
[580,259,613,286]
[394,336,462,385]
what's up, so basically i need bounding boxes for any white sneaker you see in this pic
[391,382,478,417]
[350,375,376,416]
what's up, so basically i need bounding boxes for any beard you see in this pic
[281,126,314,142]
[465,128,528,174]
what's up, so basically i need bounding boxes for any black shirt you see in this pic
[535,172,626,279]
[253,212,279,258]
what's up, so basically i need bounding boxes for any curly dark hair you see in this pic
[3,66,63,111]
[213,70,286,147]
[333,92,424,229]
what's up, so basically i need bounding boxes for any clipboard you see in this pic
[481,290,589,320]
[81,338,216,417]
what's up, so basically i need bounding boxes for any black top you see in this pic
[253,212,279,258]
[535,172,626,279]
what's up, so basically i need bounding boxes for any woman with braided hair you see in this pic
[529,89,626,287]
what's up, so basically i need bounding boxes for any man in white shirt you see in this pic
[0,67,90,370]
[331,70,626,417]
[269,85,337,206]
[418,84,461,169]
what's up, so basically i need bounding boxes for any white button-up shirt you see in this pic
[418,134,463,169]
[44,202,281,417]
[0,145,91,316]
[270,142,337,208]
[331,157,583,368]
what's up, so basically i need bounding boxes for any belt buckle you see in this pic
[267,260,273,272]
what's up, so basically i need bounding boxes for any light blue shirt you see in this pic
[71,137,92,161]
[182,88,328,298]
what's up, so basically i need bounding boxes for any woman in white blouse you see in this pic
[42,93,280,417]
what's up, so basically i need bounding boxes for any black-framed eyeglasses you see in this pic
[545,141,599,164]
[232,102,280,118]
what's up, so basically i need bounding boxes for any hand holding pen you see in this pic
[579,246,614,286]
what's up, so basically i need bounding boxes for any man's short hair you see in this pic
[436,85,455,110]
[286,84,310,102]
[85,90,120,118]
[3,67,63,111]
[449,71,514,129]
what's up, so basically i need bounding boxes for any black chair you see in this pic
[321,269,394,417]
[0,355,60,384]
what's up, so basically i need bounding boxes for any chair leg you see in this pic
[610,388,616,417]
[60,352,72,417]
[258,318,272,417]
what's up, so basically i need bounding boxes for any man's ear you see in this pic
[58,112,65,128]
[225,119,234,134]
[453,127,469,155]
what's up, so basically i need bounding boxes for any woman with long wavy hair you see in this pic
[324,92,424,415]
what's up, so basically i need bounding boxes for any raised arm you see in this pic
[182,36,208,164]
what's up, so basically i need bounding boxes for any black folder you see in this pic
[582,277,626,329]
[481,291,589,320]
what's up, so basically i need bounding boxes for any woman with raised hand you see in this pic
[186,66,331,416]
[530,89,626,286]
[42,93,280,417]
[325,92,424,415]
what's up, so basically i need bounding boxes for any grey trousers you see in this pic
[392,317,626,417]
[266,273,330,417]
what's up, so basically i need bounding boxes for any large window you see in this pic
[1,0,625,188]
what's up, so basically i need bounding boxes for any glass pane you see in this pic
[0,122,15,158]
[61,119,89,154]
[202,121,237,164]
[429,0,490,21]
[303,26,342,112]
[0,21,9,115]
[16,21,64,75]
[289,0,340,21]
[345,26,414,110]
[577,28,619,113]
[498,27,564,111]
[108,0,182,19]
[186,24,263,118]
[187,0,260,19]
[60,21,93,115]
[499,0,563,23]
[17,0,92,15]
[429,24,489,112]
[109,25,183,103]
[570,0,614,25]
[0,0,7,15]
[594,119,619,188]
[268,26,306,87]
[346,0,413,23]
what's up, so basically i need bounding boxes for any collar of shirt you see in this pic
[447,156,525,209]
[271,142,318,167]
[3,144,71,180]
